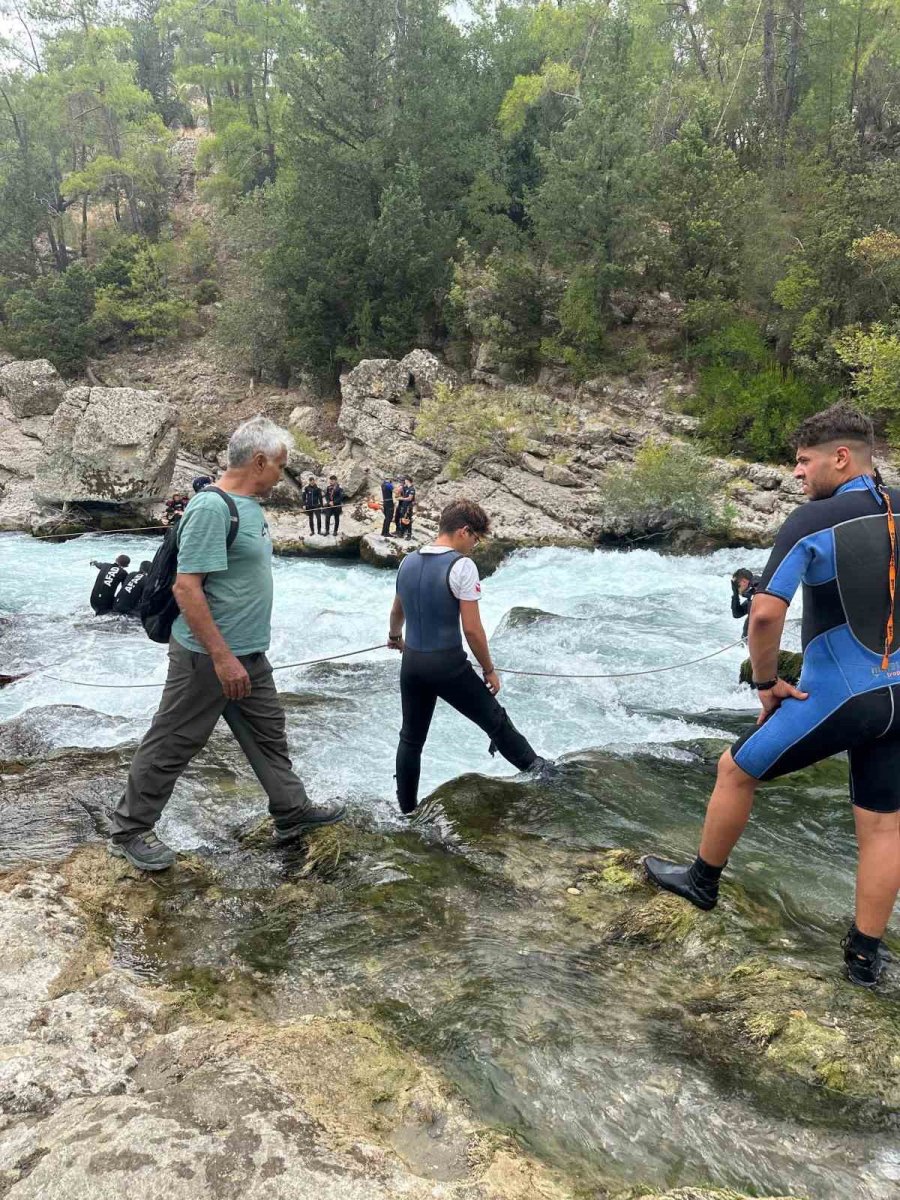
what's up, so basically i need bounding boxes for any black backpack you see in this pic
[139,487,240,643]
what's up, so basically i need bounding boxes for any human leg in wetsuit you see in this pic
[396,647,537,814]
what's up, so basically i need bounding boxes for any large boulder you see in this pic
[398,349,459,400]
[338,357,444,480]
[35,386,179,505]
[0,359,66,419]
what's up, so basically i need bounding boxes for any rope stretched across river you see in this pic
[27,637,745,690]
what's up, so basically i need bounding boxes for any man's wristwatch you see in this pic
[750,678,778,692]
[387,632,402,643]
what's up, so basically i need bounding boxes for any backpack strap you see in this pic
[204,486,240,548]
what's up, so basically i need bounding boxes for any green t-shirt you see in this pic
[171,489,273,656]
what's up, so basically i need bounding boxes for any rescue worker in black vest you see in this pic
[395,476,416,537]
[303,476,323,534]
[731,567,759,640]
[89,554,130,614]
[113,560,153,615]
[380,478,395,537]
[324,475,344,536]
[387,499,546,814]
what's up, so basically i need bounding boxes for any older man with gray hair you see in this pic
[109,415,345,870]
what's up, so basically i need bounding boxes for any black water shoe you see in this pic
[274,798,346,841]
[109,831,176,872]
[641,855,719,911]
[842,927,889,988]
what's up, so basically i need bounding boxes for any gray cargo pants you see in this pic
[110,639,311,842]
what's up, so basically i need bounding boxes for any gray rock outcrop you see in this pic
[35,386,179,505]
[0,359,66,419]
[338,354,454,480]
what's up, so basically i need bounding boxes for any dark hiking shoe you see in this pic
[108,831,176,872]
[641,855,719,911]
[842,931,888,988]
[273,798,346,841]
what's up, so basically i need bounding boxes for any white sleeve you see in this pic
[448,557,481,601]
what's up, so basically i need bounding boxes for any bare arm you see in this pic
[387,593,405,649]
[171,573,250,699]
[748,592,807,723]
[460,599,500,695]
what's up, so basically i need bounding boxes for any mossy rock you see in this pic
[622,1189,803,1200]
[680,957,900,1109]
[739,651,803,686]
[565,851,701,947]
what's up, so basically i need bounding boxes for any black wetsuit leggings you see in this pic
[396,647,537,813]
[381,501,394,537]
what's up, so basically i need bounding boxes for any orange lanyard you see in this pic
[882,487,897,670]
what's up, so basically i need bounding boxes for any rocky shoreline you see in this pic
[1,726,896,1198]
[0,348,825,562]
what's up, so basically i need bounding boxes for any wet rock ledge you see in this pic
[0,843,801,1200]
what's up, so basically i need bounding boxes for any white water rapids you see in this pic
[0,534,795,824]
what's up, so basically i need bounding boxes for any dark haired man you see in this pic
[380,478,395,537]
[731,566,759,640]
[324,475,344,536]
[644,405,900,987]
[113,560,153,615]
[386,498,544,814]
[89,554,131,614]
[302,476,323,535]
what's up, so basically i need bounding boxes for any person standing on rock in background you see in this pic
[89,554,130,614]
[324,475,344,536]
[108,416,345,872]
[387,499,547,815]
[394,477,415,536]
[113,560,153,616]
[644,404,900,989]
[303,475,323,535]
[731,567,759,641]
[380,478,395,537]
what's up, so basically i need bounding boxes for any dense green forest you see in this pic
[1,0,899,458]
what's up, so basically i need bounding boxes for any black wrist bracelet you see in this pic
[751,678,778,692]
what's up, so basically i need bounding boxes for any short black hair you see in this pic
[438,499,490,536]
[329,474,337,480]
[115,554,131,567]
[793,404,874,453]
[732,568,753,583]
[140,560,152,572]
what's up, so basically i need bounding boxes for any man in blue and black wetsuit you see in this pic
[644,404,900,987]
[386,498,545,814]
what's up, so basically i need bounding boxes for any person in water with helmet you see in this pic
[386,498,546,814]
[644,404,900,988]
[731,567,759,640]
[113,560,153,615]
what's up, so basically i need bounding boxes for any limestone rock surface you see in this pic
[0,360,66,419]
[35,386,179,504]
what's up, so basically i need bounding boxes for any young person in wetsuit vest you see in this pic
[113,560,153,615]
[380,479,395,537]
[387,499,545,814]
[644,404,900,988]
[89,554,130,614]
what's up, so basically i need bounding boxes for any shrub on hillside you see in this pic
[93,244,192,342]
[686,319,833,461]
[832,323,900,443]
[1,263,97,373]
[416,383,563,479]
[600,440,730,536]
